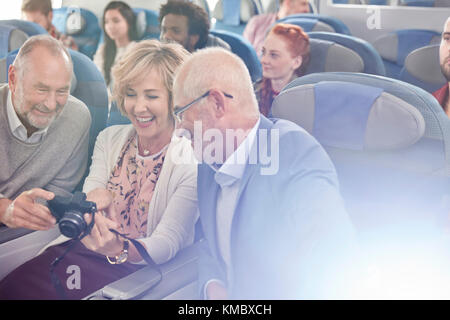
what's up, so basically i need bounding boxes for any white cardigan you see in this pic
[42,124,198,265]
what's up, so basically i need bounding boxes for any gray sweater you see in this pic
[0,84,91,199]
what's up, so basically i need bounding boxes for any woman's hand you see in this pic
[81,212,123,257]
[82,188,123,256]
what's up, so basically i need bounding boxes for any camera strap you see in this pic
[50,212,96,300]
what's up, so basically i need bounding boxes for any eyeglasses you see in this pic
[174,90,233,122]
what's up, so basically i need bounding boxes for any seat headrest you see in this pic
[0,25,27,58]
[306,39,364,74]
[403,44,446,86]
[281,17,335,33]
[65,10,86,35]
[133,8,159,40]
[272,79,426,151]
[308,32,386,76]
[135,10,146,39]
[373,30,441,65]
[213,0,258,24]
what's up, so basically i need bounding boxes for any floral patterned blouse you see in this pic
[106,133,167,239]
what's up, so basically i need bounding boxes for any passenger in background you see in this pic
[255,23,310,117]
[434,16,450,117]
[0,35,90,231]
[243,0,310,56]
[159,1,230,52]
[0,40,198,300]
[93,1,137,89]
[21,0,78,50]
[173,47,358,299]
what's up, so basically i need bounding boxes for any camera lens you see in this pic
[59,210,87,239]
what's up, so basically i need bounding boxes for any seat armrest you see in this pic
[85,240,202,300]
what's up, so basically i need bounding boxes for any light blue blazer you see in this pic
[197,115,358,299]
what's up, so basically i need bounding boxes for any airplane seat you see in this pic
[373,29,441,79]
[209,29,262,82]
[212,0,262,35]
[399,44,446,93]
[272,72,450,296]
[400,0,435,6]
[133,8,160,40]
[0,19,47,37]
[52,7,102,59]
[308,32,386,76]
[278,14,351,35]
[271,72,450,297]
[0,25,28,59]
[278,17,335,33]
[305,38,365,74]
[265,0,318,14]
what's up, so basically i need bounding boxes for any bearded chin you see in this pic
[441,62,450,82]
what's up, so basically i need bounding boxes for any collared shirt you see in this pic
[212,117,260,284]
[433,83,449,111]
[6,91,48,143]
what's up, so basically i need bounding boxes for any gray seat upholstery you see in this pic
[0,25,28,59]
[305,38,364,74]
[373,29,441,79]
[399,44,446,93]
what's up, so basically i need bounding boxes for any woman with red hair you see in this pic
[255,23,310,117]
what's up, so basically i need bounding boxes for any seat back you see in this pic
[399,44,446,93]
[271,73,450,296]
[400,0,435,6]
[209,29,262,82]
[278,13,351,35]
[0,19,47,37]
[305,38,365,74]
[272,72,450,233]
[265,0,317,13]
[373,29,441,79]
[309,32,385,76]
[0,25,28,59]
[133,8,160,40]
[212,0,261,34]
[52,7,102,59]
[280,17,335,33]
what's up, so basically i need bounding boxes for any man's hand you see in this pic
[206,280,228,300]
[0,188,56,230]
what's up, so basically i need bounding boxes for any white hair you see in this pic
[174,47,258,113]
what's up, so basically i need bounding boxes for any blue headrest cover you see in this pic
[313,82,383,150]
[222,0,242,26]
[279,18,318,32]
[397,30,438,65]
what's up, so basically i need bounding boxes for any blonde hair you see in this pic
[112,39,190,116]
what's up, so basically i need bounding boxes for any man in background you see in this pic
[434,16,450,117]
[21,0,78,50]
[159,1,230,52]
[243,0,310,55]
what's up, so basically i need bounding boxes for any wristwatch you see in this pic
[106,239,129,265]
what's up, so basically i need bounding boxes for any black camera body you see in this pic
[48,191,97,239]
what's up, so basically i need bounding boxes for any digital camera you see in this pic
[48,191,97,239]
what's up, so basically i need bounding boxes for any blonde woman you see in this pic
[0,40,198,299]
